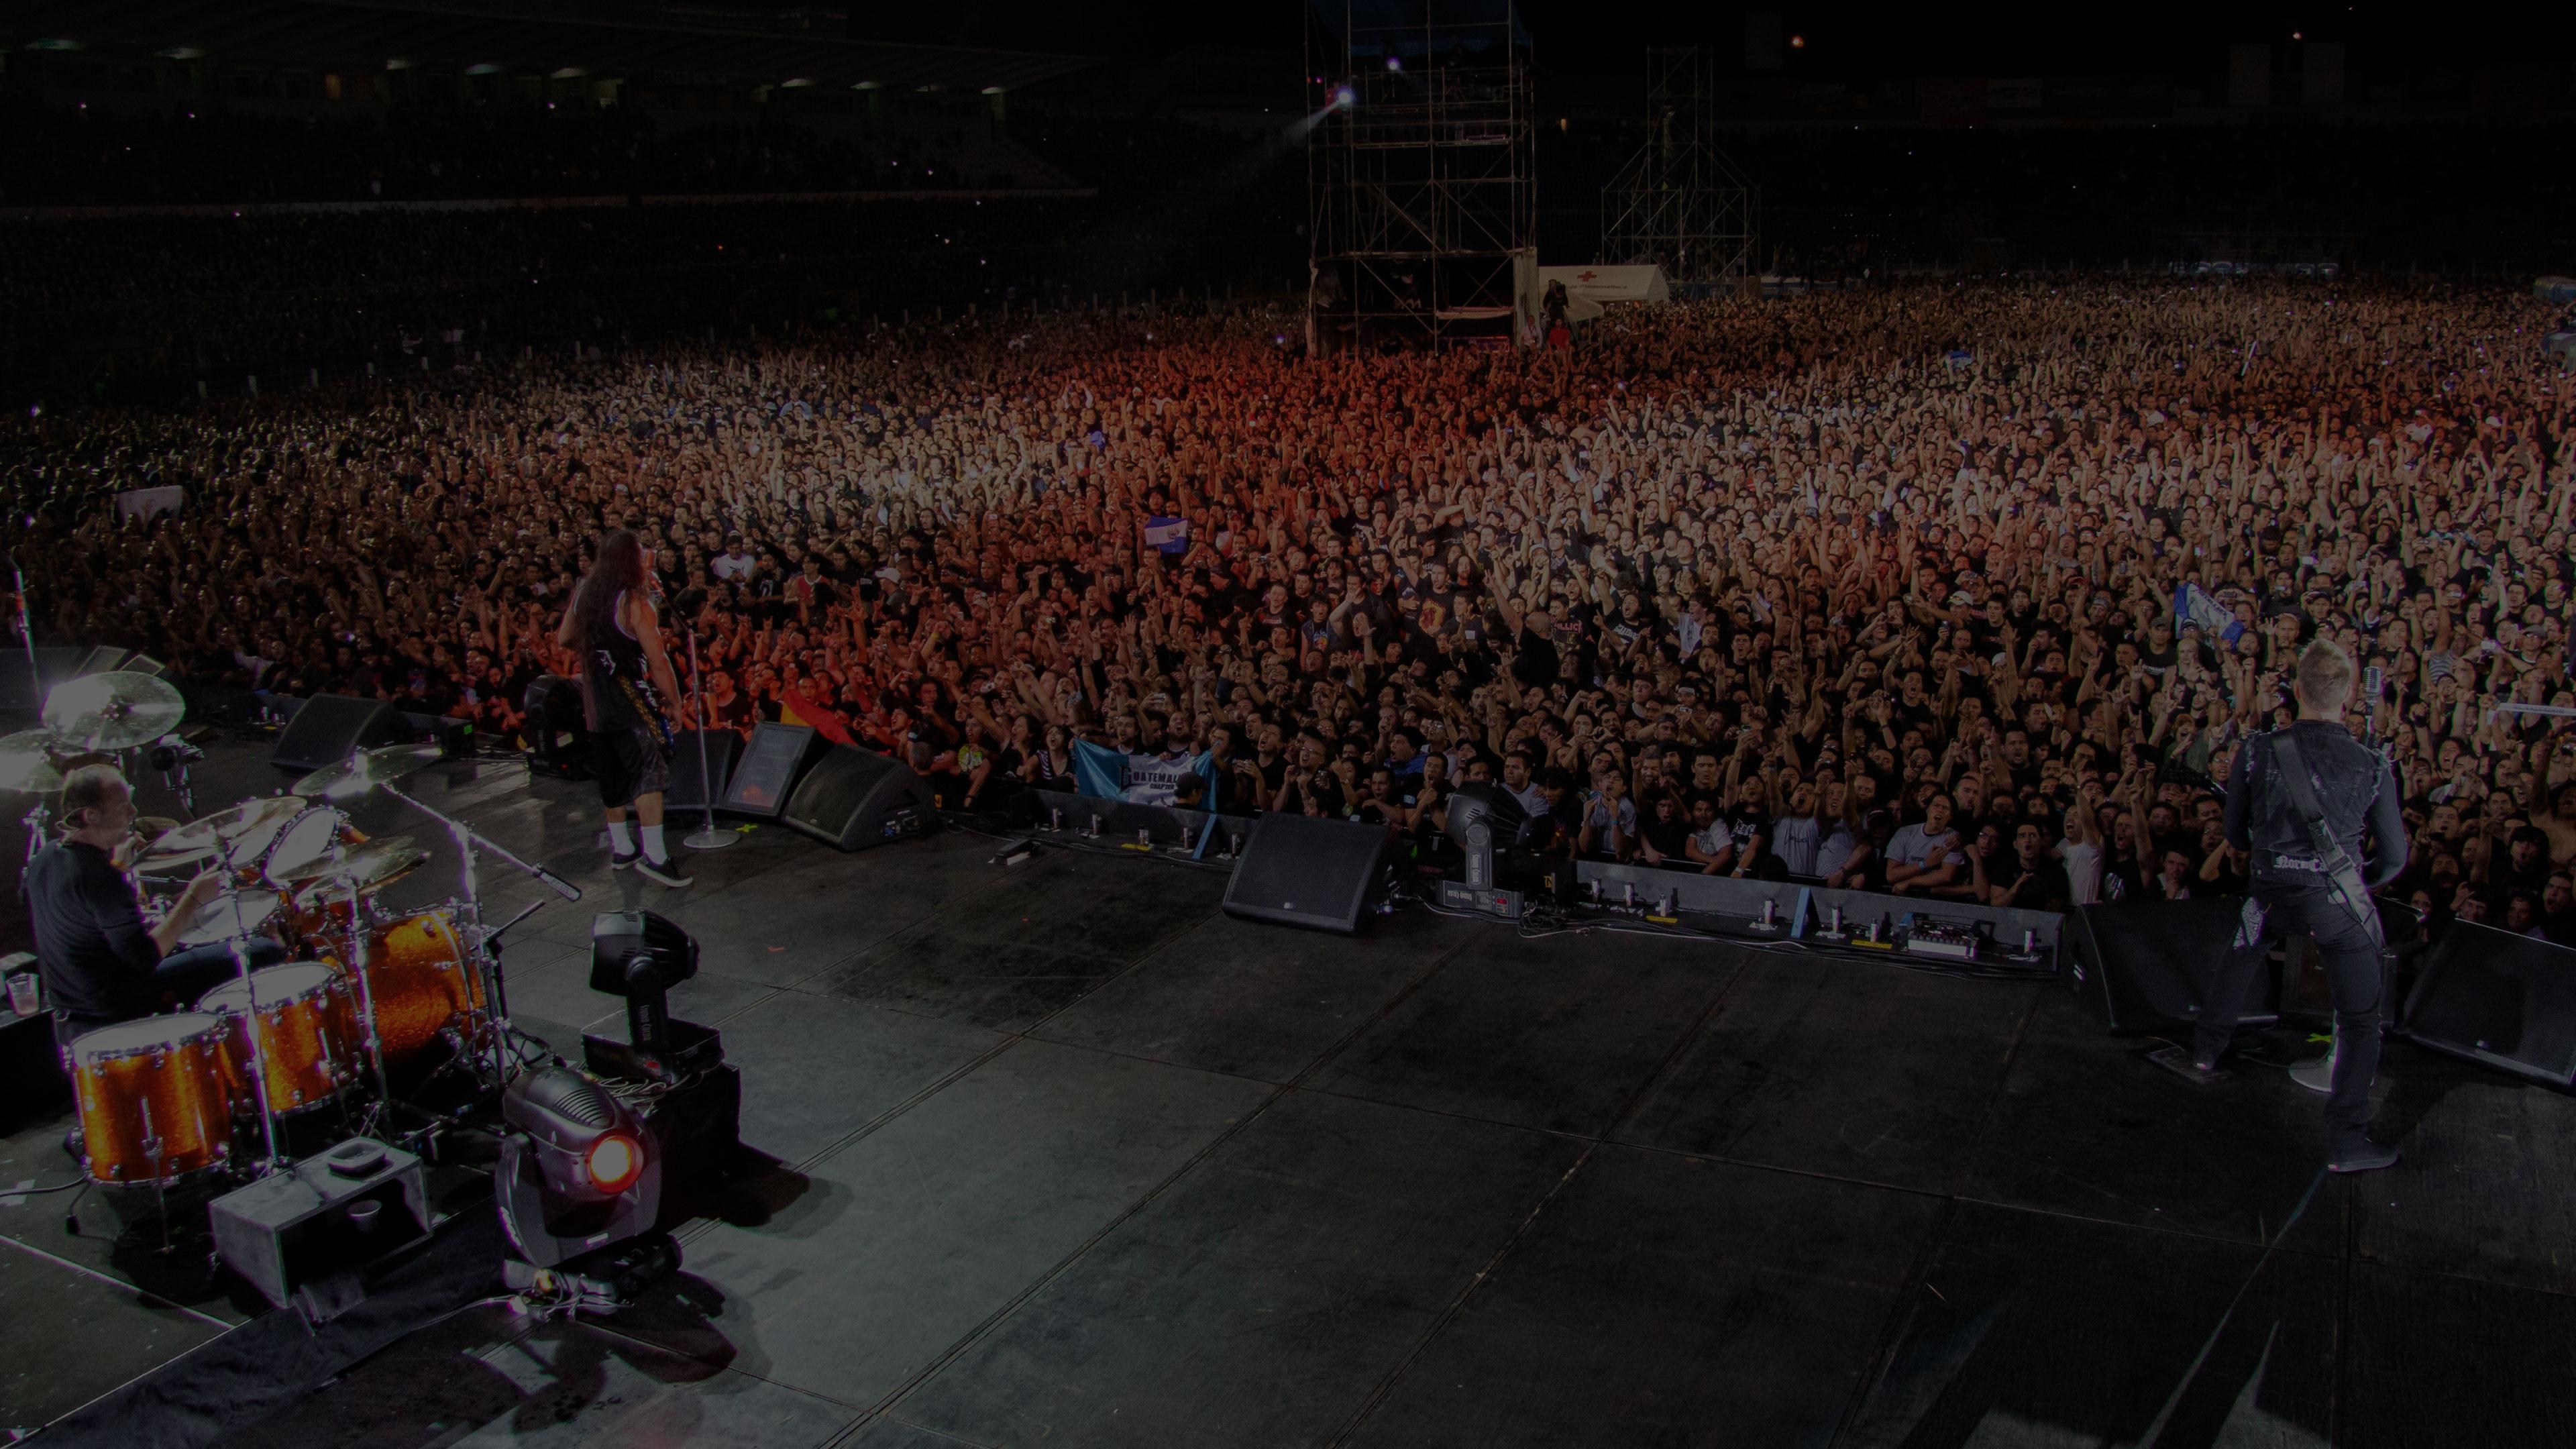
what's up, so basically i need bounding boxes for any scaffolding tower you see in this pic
[1599,48,1757,289]
[1305,1,1536,350]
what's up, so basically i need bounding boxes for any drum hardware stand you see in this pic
[199,815,289,1177]
[19,800,48,872]
[223,910,287,1175]
[150,733,204,818]
[682,628,737,853]
[326,844,401,1119]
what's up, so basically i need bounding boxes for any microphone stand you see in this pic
[378,780,582,1087]
[681,625,737,852]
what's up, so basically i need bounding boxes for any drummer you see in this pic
[23,763,286,1049]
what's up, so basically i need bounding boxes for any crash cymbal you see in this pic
[270,833,417,887]
[0,727,68,794]
[131,841,219,873]
[150,794,307,855]
[291,841,431,908]
[291,741,447,800]
[40,671,187,753]
[174,890,283,948]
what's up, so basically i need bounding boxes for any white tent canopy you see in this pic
[1539,264,1671,308]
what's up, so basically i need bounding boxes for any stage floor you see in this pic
[3,738,2573,1447]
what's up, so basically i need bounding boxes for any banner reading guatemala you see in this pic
[2172,582,2246,644]
[1069,737,1218,806]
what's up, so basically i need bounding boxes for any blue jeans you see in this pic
[52,938,290,1049]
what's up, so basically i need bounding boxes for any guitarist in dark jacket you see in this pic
[557,528,692,888]
[2192,639,2407,1173]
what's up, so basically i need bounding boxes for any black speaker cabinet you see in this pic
[268,694,413,773]
[72,646,129,676]
[781,744,932,851]
[718,722,824,818]
[209,1139,431,1322]
[0,646,85,711]
[2068,896,2277,1035]
[1223,812,1391,934]
[2402,921,2576,1087]
[664,729,742,814]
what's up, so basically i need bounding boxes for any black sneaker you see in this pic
[635,855,692,888]
[610,849,640,871]
[2329,1143,2400,1175]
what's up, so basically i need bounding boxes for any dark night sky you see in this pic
[857,3,2567,83]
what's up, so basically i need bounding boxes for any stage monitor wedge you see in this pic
[781,744,932,851]
[664,729,742,814]
[72,646,129,677]
[718,722,824,818]
[1223,811,1390,934]
[2067,896,2278,1034]
[2402,920,2576,1087]
[269,694,414,773]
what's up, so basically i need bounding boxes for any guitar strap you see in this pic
[2268,731,2383,948]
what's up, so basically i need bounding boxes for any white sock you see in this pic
[607,820,634,853]
[640,824,668,863]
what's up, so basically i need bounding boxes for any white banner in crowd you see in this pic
[115,486,184,521]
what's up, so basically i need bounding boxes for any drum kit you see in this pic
[5,671,584,1207]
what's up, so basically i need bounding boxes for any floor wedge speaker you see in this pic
[665,729,742,814]
[2068,896,2277,1034]
[780,744,932,851]
[269,694,413,773]
[2402,921,2576,1087]
[1223,812,1390,934]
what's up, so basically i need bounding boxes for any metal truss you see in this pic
[1305,1,1534,347]
[1599,47,1758,288]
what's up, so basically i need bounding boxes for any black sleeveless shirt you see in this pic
[580,589,649,731]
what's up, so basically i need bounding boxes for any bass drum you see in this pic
[350,908,488,1070]
[197,962,360,1115]
[69,1014,239,1186]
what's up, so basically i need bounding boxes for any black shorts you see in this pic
[590,725,671,810]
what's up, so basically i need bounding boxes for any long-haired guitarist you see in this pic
[556,528,692,887]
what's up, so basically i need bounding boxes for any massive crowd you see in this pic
[6,280,2573,938]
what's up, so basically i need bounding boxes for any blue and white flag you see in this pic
[1141,515,1191,554]
[1070,737,1218,806]
[2172,582,2245,643]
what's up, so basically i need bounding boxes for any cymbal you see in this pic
[41,671,187,753]
[131,842,219,873]
[0,727,67,794]
[150,794,307,855]
[174,890,282,948]
[292,841,431,907]
[270,833,417,887]
[292,741,447,800]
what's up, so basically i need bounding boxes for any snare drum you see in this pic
[197,962,360,1114]
[347,908,488,1069]
[69,1014,239,1185]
